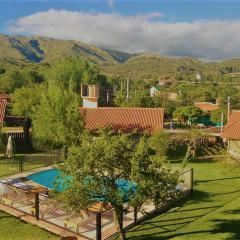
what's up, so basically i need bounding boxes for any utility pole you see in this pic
[163,91,166,108]
[227,96,231,120]
[126,78,129,101]
[220,111,224,134]
[106,91,109,104]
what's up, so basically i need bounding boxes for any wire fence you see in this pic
[0,168,193,240]
[0,149,63,178]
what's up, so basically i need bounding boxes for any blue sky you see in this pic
[1,0,240,59]
[1,0,240,32]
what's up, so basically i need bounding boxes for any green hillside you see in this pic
[0,34,127,66]
[1,34,240,83]
[102,53,228,82]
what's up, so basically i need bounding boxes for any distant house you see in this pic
[150,86,161,97]
[222,111,240,159]
[150,86,178,100]
[194,102,220,113]
[196,72,202,81]
[80,85,164,134]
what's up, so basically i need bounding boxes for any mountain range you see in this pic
[1,34,240,81]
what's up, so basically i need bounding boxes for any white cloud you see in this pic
[107,0,115,8]
[8,9,240,60]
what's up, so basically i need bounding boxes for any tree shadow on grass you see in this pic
[195,176,240,184]
[127,205,240,240]
[0,215,16,220]
[211,219,240,240]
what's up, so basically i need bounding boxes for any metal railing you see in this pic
[0,168,193,240]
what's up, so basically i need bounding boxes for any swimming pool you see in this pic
[27,168,137,198]
[28,168,62,190]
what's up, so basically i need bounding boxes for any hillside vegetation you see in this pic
[103,53,240,82]
[0,34,131,67]
[1,34,240,84]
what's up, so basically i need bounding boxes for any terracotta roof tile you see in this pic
[194,102,220,112]
[0,93,10,100]
[0,99,7,124]
[222,111,240,140]
[79,107,164,133]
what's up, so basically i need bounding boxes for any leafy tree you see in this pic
[46,57,99,93]
[149,131,172,162]
[11,85,44,117]
[130,135,178,211]
[173,129,209,168]
[58,131,178,240]
[114,90,127,107]
[58,131,135,240]
[210,108,227,124]
[173,106,204,125]
[114,90,154,108]
[32,57,92,151]
[152,94,179,116]
[10,70,31,89]
[0,67,6,75]
[0,75,13,93]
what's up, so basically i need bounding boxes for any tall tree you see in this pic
[32,57,95,151]
[11,84,44,118]
[58,131,179,240]
[173,106,204,125]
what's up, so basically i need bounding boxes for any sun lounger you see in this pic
[64,213,96,233]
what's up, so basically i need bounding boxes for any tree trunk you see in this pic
[63,144,68,161]
[114,208,126,240]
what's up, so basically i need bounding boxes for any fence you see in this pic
[0,149,63,178]
[0,168,193,240]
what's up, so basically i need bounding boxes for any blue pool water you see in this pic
[28,169,62,190]
[27,169,137,199]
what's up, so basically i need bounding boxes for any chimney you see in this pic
[81,84,99,108]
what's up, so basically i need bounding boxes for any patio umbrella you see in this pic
[6,135,13,158]
[6,135,15,169]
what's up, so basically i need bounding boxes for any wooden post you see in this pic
[96,213,101,240]
[120,210,123,230]
[35,193,40,220]
[190,168,194,195]
[227,96,231,120]
[134,207,137,223]
[19,156,23,173]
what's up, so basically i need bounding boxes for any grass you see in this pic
[0,155,48,177]
[0,211,59,240]
[127,158,240,240]
[1,155,240,239]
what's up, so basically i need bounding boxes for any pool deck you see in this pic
[1,165,55,180]
[0,166,89,239]
[0,202,88,240]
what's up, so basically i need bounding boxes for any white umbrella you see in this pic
[6,136,13,158]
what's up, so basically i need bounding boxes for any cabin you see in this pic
[80,85,164,134]
[222,111,240,159]
[150,86,161,97]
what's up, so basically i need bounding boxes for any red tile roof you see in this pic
[0,99,7,125]
[0,93,10,100]
[194,102,220,112]
[79,107,164,133]
[222,111,240,140]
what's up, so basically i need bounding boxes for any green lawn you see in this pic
[0,155,55,177]
[0,211,59,240]
[127,158,240,240]
[0,157,240,240]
